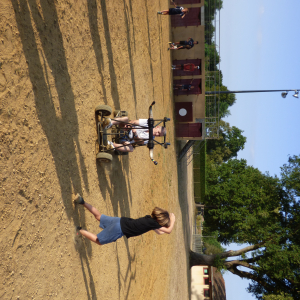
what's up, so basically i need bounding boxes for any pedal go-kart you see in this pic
[95,101,170,165]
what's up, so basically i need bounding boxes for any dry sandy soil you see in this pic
[0,0,195,299]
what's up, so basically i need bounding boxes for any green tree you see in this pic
[205,85,236,119]
[263,292,293,300]
[190,157,300,299]
[204,0,223,44]
[281,154,300,199]
[205,42,220,71]
[206,121,246,164]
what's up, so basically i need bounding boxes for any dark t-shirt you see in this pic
[120,215,161,238]
[181,84,192,90]
[187,38,194,48]
[180,39,194,49]
[169,6,184,16]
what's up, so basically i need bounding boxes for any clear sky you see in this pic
[215,0,300,299]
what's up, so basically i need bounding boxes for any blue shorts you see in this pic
[97,215,124,245]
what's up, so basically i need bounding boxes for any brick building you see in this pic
[171,1,206,140]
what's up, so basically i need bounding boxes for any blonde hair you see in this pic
[151,207,170,227]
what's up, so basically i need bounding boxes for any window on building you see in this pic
[173,79,202,95]
[204,277,209,285]
[175,123,202,138]
[172,59,202,76]
[203,268,209,275]
[204,289,210,297]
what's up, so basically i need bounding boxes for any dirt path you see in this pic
[0,1,194,299]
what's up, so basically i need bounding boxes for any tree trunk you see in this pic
[190,244,264,268]
[189,250,216,268]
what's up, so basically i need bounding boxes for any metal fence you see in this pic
[177,140,207,165]
[192,234,203,254]
[192,215,204,253]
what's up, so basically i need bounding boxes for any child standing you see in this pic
[74,194,176,245]
[158,1,189,19]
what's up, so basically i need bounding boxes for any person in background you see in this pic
[172,63,200,71]
[173,79,194,91]
[158,1,189,19]
[168,38,198,50]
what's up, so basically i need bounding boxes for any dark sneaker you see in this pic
[74,193,85,205]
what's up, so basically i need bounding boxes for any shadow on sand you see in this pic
[12,0,95,298]
[176,140,193,299]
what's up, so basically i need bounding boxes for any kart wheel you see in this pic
[113,110,128,117]
[95,105,112,117]
[96,152,113,163]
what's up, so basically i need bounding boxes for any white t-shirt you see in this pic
[134,119,154,145]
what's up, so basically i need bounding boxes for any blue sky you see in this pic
[215,0,300,299]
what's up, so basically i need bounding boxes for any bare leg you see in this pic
[83,202,102,221]
[111,116,129,127]
[161,10,169,15]
[112,141,134,152]
[80,229,101,245]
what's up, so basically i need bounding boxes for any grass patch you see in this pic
[193,142,206,203]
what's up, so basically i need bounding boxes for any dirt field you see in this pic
[0,0,195,299]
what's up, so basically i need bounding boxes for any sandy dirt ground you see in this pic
[0,0,195,299]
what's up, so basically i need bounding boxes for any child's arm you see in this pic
[129,120,140,126]
[154,229,165,235]
[158,213,176,234]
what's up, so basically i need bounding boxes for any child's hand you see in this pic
[170,213,175,221]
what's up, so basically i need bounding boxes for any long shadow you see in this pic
[144,0,155,101]
[88,1,137,295]
[11,0,95,298]
[121,0,137,109]
[115,238,136,300]
[74,237,98,300]
[176,141,193,299]
[154,0,167,106]
[92,0,120,109]
[87,0,108,105]
[96,155,136,299]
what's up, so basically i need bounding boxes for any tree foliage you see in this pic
[190,155,300,299]
[263,292,293,300]
[205,67,236,118]
[205,159,284,244]
[204,0,223,44]
[205,42,220,71]
[206,121,246,165]
[281,154,300,200]
[204,1,237,120]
